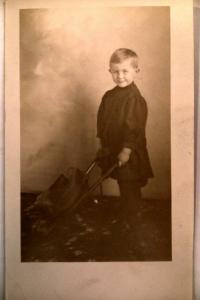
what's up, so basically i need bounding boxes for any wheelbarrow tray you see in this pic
[34,168,88,216]
[30,161,117,235]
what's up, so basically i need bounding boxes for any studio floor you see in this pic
[21,193,171,262]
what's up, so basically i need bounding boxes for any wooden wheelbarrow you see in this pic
[30,158,118,235]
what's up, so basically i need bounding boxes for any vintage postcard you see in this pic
[5,0,194,299]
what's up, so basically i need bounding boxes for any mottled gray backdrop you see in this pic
[20,7,170,199]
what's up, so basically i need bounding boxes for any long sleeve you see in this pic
[123,96,147,150]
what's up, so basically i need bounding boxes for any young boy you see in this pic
[96,48,153,230]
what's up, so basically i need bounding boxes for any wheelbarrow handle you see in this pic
[69,162,118,211]
[84,153,109,176]
[85,160,97,175]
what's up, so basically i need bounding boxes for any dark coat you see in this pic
[97,82,153,185]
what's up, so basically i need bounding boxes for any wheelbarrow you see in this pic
[30,158,118,235]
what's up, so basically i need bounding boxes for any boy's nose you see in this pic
[117,72,124,79]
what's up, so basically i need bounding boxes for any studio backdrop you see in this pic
[20,7,170,199]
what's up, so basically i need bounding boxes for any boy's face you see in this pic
[109,58,137,88]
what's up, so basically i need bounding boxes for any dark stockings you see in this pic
[118,181,142,228]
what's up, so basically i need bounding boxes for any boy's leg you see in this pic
[118,181,142,228]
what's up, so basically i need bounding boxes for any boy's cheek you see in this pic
[112,75,117,81]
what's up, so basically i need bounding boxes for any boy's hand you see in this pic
[118,148,132,167]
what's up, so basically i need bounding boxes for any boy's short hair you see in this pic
[110,48,139,69]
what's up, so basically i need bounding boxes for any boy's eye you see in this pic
[110,70,128,74]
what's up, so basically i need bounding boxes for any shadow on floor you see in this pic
[21,193,171,262]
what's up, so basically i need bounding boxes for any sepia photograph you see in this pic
[5,0,194,299]
[20,7,171,262]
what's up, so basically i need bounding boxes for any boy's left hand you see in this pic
[118,148,132,167]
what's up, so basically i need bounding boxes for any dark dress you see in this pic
[97,82,153,186]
